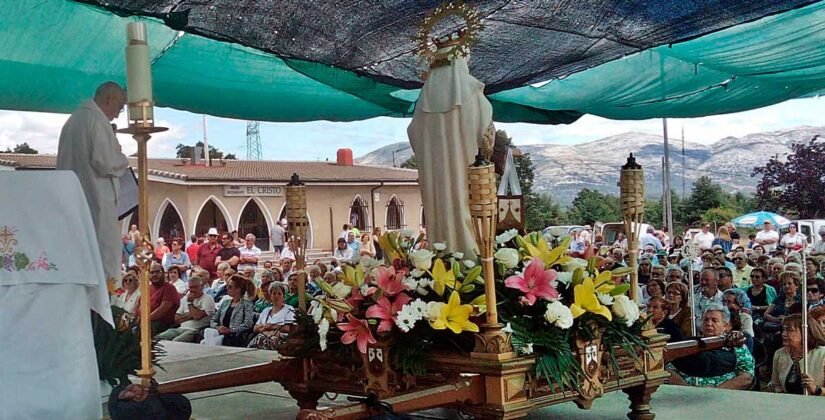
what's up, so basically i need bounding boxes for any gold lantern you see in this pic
[468,151,513,358]
[620,154,645,304]
[285,173,309,311]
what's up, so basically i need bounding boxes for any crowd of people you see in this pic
[111,218,825,397]
[562,220,825,396]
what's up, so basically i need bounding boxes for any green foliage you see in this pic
[509,316,583,392]
[13,252,29,270]
[93,306,165,386]
[701,207,739,224]
[400,155,417,169]
[394,342,428,376]
[175,141,236,160]
[568,189,621,225]
[2,142,38,154]
[525,193,565,231]
[753,136,825,218]
[680,176,724,225]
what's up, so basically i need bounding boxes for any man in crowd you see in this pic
[216,232,240,270]
[640,226,664,251]
[129,224,142,245]
[580,225,593,246]
[346,231,361,255]
[186,234,200,265]
[638,256,652,285]
[755,220,780,253]
[136,263,180,335]
[731,251,753,288]
[270,221,286,256]
[197,228,222,279]
[122,234,135,268]
[726,222,741,246]
[57,81,129,285]
[156,275,216,342]
[238,233,261,272]
[694,269,723,329]
[692,224,715,251]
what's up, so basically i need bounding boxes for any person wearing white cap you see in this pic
[197,227,223,279]
[580,225,592,246]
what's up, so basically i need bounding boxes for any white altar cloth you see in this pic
[0,171,111,420]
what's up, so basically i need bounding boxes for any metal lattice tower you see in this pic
[246,121,262,160]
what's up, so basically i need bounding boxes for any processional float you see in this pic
[138,3,732,417]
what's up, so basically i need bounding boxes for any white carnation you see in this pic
[555,271,573,285]
[597,293,614,306]
[495,229,518,244]
[433,242,447,251]
[494,247,520,269]
[318,318,330,351]
[543,301,574,330]
[463,260,476,268]
[612,295,640,327]
[453,252,464,260]
[409,249,435,270]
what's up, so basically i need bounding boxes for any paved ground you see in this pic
[109,342,821,419]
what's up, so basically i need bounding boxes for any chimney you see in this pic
[336,148,353,166]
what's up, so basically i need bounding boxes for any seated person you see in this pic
[722,288,755,350]
[254,270,276,314]
[202,275,255,347]
[642,279,665,306]
[648,296,683,342]
[744,268,776,318]
[770,312,825,396]
[667,303,755,389]
[206,263,234,302]
[248,282,295,350]
[285,272,301,307]
[135,262,180,335]
[114,272,141,314]
[167,266,187,296]
[665,282,694,338]
[156,275,216,343]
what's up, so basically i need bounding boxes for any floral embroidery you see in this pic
[0,226,58,272]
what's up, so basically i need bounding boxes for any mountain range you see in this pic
[355,126,824,205]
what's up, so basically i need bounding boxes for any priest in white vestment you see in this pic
[408,49,494,259]
[57,82,129,286]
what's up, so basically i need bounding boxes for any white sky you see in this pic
[0,96,822,159]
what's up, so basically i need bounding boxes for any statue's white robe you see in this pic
[407,57,493,259]
[57,100,129,284]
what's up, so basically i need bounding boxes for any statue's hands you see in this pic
[724,331,746,348]
[118,384,148,402]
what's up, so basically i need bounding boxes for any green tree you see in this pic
[702,207,739,225]
[175,141,236,160]
[2,142,38,154]
[568,189,621,226]
[753,136,825,218]
[681,176,724,225]
[525,193,564,231]
[400,155,417,169]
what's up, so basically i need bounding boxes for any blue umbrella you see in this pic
[731,211,791,228]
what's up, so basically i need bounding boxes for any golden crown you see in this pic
[414,1,483,65]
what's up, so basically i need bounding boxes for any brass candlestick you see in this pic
[286,173,309,311]
[620,154,644,304]
[468,150,513,358]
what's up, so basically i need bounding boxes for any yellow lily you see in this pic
[338,264,364,289]
[430,291,480,334]
[592,270,615,294]
[570,277,613,321]
[524,236,572,267]
[431,258,459,296]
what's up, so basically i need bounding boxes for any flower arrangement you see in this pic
[298,229,648,392]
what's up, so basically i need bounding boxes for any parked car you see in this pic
[600,222,652,249]
[795,219,825,250]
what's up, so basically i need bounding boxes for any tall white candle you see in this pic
[125,22,154,121]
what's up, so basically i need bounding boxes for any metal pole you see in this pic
[681,126,686,201]
[662,156,667,230]
[801,250,809,394]
[686,244,697,337]
[135,133,154,385]
[203,114,210,166]
[663,118,673,234]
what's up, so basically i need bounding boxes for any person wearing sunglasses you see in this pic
[730,251,753,288]
[744,268,776,318]
[808,278,825,309]
[135,262,180,335]
[114,272,141,314]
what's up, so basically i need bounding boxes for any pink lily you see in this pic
[338,313,377,354]
[374,266,409,296]
[365,293,413,333]
[504,259,559,305]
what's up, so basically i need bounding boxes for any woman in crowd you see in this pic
[204,275,255,347]
[359,232,375,258]
[665,282,694,338]
[780,222,807,255]
[668,235,684,255]
[649,296,683,342]
[371,226,384,260]
[770,313,825,395]
[248,282,295,350]
[333,237,353,264]
[807,259,823,281]
[167,266,187,296]
[114,272,140,314]
[254,270,275,314]
[765,271,802,325]
[643,279,665,306]
[153,238,169,263]
[744,268,776,318]
[723,288,755,350]
[712,226,733,253]
[668,303,755,389]
[208,264,234,302]
[766,258,785,290]
[162,238,190,284]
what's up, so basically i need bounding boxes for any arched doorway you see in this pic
[157,200,185,242]
[195,197,230,236]
[238,198,270,250]
[349,195,369,231]
[385,195,404,231]
[420,206,426,229]
[278,204,314,248]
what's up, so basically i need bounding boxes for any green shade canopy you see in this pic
[0,0,824,124]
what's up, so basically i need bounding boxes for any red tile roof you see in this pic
[0,154,418,183]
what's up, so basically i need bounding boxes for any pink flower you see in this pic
[365,293,412,333]
[337,313,377,354]
[374,266,409,296]
[504,259,559,305]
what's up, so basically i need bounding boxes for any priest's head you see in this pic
[94,81,127,121]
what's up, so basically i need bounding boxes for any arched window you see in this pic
[385,195,404,231]
[349,195,369,231]
[195,198,229,236]
[157,201,185,242]
[239,199,270,250]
